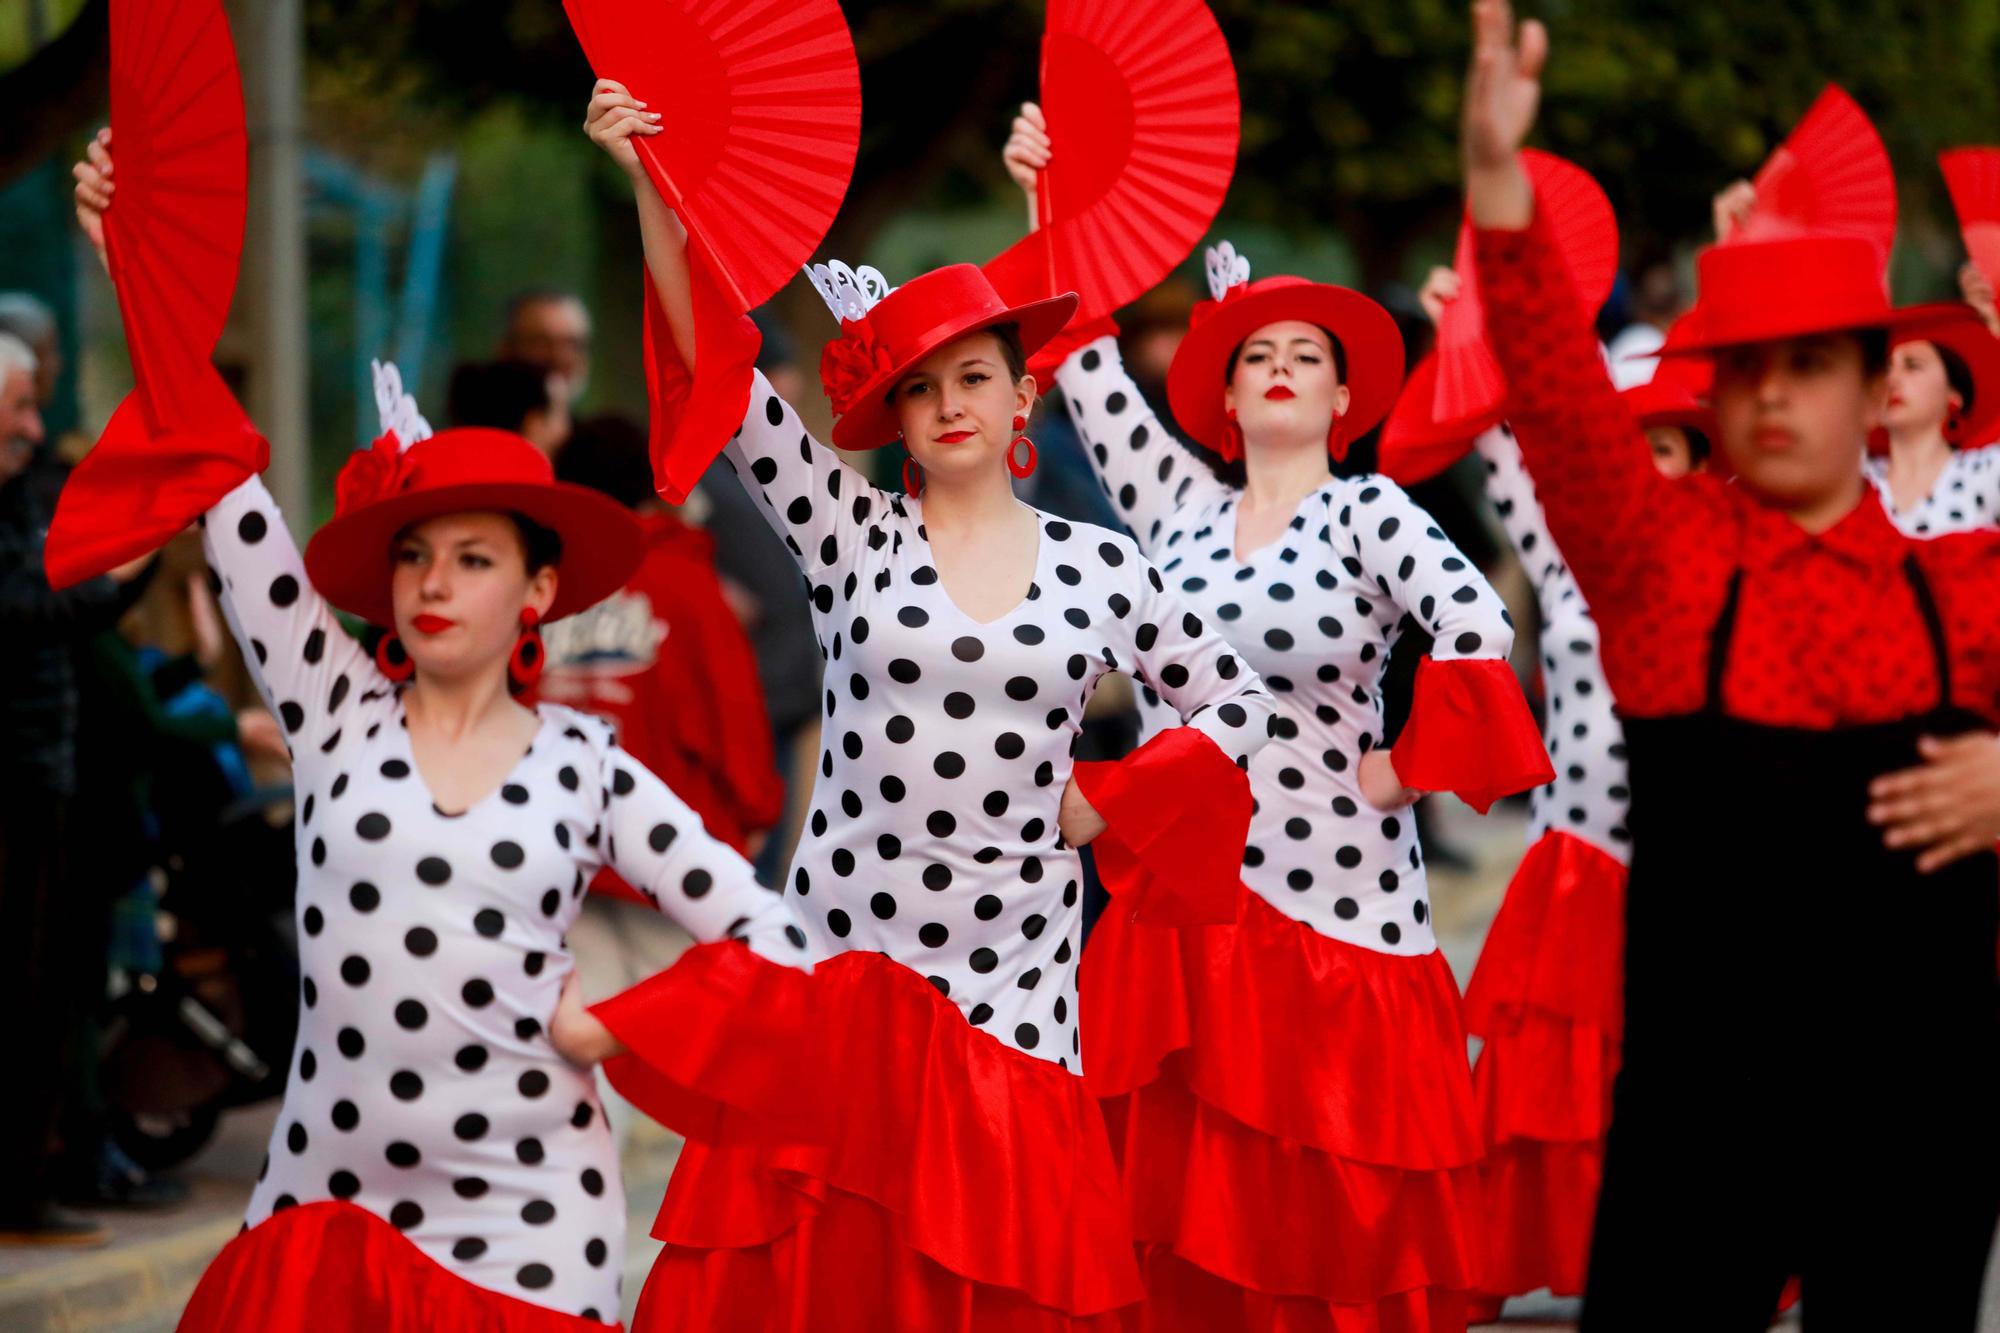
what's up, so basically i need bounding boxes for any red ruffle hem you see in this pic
[1460,830,1627,1304]
[178,1201,616,1332]
[628,950,1140,1332]
[1392,658,1555,814]
[1082,882,1485,1332]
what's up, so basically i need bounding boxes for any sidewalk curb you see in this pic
[0,1217,236,1333]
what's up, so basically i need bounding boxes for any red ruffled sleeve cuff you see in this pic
[1391,656,1554,814]
[1071,727,1252,926]
[46,378,268,589]
[643,246,762,505]
[590,939,819,1146]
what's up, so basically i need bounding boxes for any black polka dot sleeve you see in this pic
[596,734,813,967]
[1112,537,1277,768]
[202,477,376,755]
[1054,335,1230,552]
[1329,474,1515,665]
[1474,424,1574,608]
[722,371,895,576]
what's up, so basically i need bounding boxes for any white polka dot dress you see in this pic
[1055,336,1521,956]
[1474,425,1631,862]
[200,477,811,1323]
[721,372,1277,1069]
[1865,447,2000,537]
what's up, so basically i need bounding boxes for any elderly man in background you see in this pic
[0,332,154,1246]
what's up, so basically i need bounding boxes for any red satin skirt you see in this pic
[178,1201,616,1332]
[1461,830,1626,1303]
[1081,882,1483,1332]
[628,949,1140,1332]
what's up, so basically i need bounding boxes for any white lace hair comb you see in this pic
[804,258,895,324]
[1205,240,1251,301]
[372,358,433,451]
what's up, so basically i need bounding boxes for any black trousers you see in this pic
[0,786,81,1217]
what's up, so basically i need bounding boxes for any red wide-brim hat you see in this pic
[304,427,644,629]
[1888,301,2000,447]
[822,264,1078,452]
[1658,233,1932,359]
[1165,275,1405,456]
[1376,350,1503,485]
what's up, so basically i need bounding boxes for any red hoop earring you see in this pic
[1220,407,1245,462]
[374,632,415,683]
[1326,410,1348,461]
[1008,416,1037,478]
[902,457,925,497]
[509,607,544,693]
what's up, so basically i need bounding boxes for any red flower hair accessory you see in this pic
[818,321,896,415]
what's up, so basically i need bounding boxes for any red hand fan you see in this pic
[1435,150,1619,424]
[1744,85,1897,269]
[1941,148,2000,290]
[563,0,860,315]
[47,0,263,589]
[103,0,247,434]
[984,0,1239,323]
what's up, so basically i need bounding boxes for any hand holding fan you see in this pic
[1941,148,2000,291]
[47,0,265,589]
[563,0,860,316]
[985,0,1240,324]
[1434,150,1618,425]
[1744,85,1897,270]
[563,0,861,502]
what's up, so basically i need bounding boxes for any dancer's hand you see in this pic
[1057,776,1107,848]
[1003,102,1051,231]
[584,79,662,182]
[549,970,627,1066]
[1461,0,1546,230]
[1711,180,1757,244]
[1868,732,2000,874]
[1358,749,1422,811]
[1960,261,2000,339]
[73,127,114,271]
[1418,267,1462,329]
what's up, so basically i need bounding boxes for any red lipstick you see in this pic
[935,429,975,443]
[1263,385,1296,401]
[411,614,456,634]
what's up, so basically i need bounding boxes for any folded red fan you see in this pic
[1941,147,2000,291]
[984,0,1239,325]
[1744,85,1897,271]
[1434,150,1619,426]
[46,0,260,589]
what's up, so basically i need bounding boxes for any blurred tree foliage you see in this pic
[301,0,2000,288]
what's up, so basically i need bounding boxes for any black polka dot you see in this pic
[417,857,451,886]
[474,908,506,938]
[389,1200,423,1230]
[490,840,524,869]
[385,1140,421,1168]
[389,1070,424,1101]
[453,1237,487,1261]
[454,1113,489,1141]
[394,999,428,1030]
[870,892,897,920]
[919,922,949,948]
[268,574,300,608]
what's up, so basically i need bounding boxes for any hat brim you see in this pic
[1657,304,1936,360]
[1376,351,1501,485]
[1166,283,1405,452]
[304,481,646,629]
[1891,302,2000,447]
[830,292,1081,451]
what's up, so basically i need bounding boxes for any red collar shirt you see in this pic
[1474,216,2000,730]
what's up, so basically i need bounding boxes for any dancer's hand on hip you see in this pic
[1869,732,2000,874]
[550,970,627,1067]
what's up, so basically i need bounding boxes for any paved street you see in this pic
[0,797,1989,1330]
